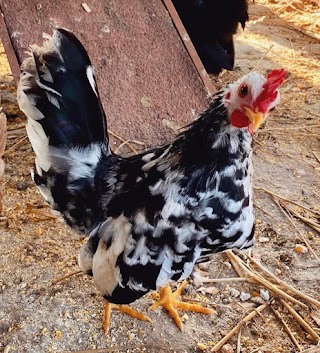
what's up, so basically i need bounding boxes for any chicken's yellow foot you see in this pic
[149,280,212,331]
[103,301,152,334]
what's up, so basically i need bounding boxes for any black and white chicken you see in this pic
[172,0,249,74]
[17,29,286,332]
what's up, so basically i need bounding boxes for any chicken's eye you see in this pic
[239,84,249,98]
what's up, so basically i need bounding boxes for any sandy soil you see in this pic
[0,1,320,352]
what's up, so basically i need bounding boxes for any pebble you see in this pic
[101,24,111,33]
[229,288,240,298]
[240,292,251,301]
[221,343,234,353]
[55,331,62,340]
[82,2,91,12]
[260,289,270,301]
[197,286,219,295]
[128,332,135,341]
[197,343,207,351]
[181,313,189,322]
[295,244,308,254]
[222,298,231,304]
[275,268,282,276]
[192,271,204,287]
[259,236,270,243]
[16,181,30,191]
[251,296,265,305]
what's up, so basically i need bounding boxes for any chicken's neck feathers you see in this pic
[168,96,253,176]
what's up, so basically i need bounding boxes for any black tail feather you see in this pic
[18,28,108,148]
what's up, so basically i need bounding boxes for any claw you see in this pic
[103,301,152,334]
[149,281,212,331]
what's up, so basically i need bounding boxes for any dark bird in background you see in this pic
[17,29,286,332]
[172,0,249,74]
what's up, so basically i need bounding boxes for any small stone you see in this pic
[16,181,30,191]
[196,286,219,295]
[240,292,251,301]
[82,3,91,12]
[192,271,204,287]
[101,24,110,33]
[307,231,315,239]
[128,332,135,341]
[295,244,308,254]
[229,288,240,298]
[222,298,231,304]
[259,236,270,243]
[251,296,264,305]
[221,343,234,353]
[275,268,282,276]
[197,343,207,350]
[260,289,270,301]
[181,313,189,322]
[55,331,62,340]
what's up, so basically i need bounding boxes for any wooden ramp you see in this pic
[0,0,214,147]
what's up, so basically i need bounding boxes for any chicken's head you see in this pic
[223,69,287,133]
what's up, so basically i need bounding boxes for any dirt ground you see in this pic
[1,1,320,352]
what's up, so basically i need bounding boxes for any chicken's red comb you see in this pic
[254,68,287,114]
[265,68,287,93]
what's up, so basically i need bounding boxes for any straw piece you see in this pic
[212,303,269,352]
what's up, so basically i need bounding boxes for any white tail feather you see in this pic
[17,74,45,121]
[25,119,51,174]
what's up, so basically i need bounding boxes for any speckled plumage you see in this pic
[17,29,285,305]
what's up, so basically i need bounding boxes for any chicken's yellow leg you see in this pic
[149,280,212,331]
[104,301,152,334]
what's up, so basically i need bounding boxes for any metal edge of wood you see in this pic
[162,0,216,97]
[0,5,20,83]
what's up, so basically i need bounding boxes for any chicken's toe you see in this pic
[103,301,152,334]
[149,280,212,331]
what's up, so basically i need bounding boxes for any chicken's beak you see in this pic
[243,107,264,132]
